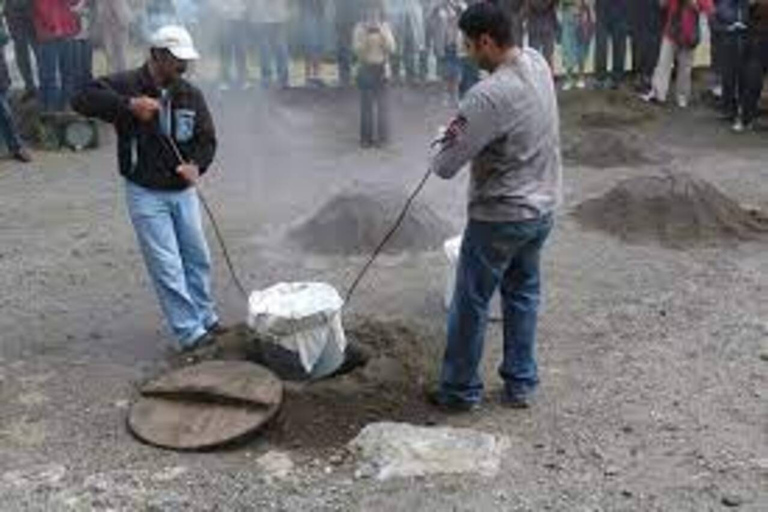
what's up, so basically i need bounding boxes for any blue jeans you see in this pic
[440,215,554,404]
[125,181,219,348]
[255,22,289,87]
[38,39,76,112]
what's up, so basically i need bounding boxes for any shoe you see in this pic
[562,80,573,92]
[677,96,689,109]
[426,388,480,413]
[576,79,587,90]
[710,85,723,99]
[12,148,32,163]
[206,322,229,337]
[639,91,656,103]
[732,119,745,133]
[502,391,535,409]
[179,332,221,365]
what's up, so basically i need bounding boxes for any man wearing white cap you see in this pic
[72,26,225,355]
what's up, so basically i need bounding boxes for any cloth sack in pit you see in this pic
[248,282,347,380]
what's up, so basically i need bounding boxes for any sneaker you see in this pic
[677,96,689,109]
[732,119,745,133]
[12,148,32,163]
[711,85,723,99]
[562,80,574,92]
[502,391,535,409]
[178,332,221,365]
[426,389,480,413]
[576,78,587,90]
[640,91,656,103]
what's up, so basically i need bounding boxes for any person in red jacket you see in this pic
[33,0,79,112]
[642,0,715,108]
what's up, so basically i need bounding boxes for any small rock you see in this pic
[759,341,768,362]
[151,466,187,482]
[324,466,333,475]
[621,490,633,498]
[114,400,129,409]
[328,453,345,466]
[604,466,620,477]
[721,494,744,508]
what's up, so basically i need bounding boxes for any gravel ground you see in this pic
[1,85,766,511]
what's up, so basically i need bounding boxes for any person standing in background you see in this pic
[141,0,177,43]
[334,0,362,87]
[430,0,465,104]
[0,8,32,162]
[4,0,37,99]
[526,0,559,69]
[71,0,94,93]
[33,0,79,112]
[95,0,132,73]
[212,0,250,90]
[299,0,327,87]
[250,0,290,89]
[642,0,715,108]
[593,0,629,89]
[629,0,663,93]
[559,0,593,90]
[738,0,768,130]
[714,0,750,130]
[354,0,396,147]
[385,0,426,83]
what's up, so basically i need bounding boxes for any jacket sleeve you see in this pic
[71,73,133,124]
[188,91,217,175]
[429,90,500,180]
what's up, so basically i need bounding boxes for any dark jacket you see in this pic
[713,0,750,30]
[71,65,217,191]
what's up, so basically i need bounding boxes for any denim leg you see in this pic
[172,188,218,331]
[499,218,553,398]
[594,8,609,82]
[37,41,58,111]
[125,182,208,347]
[360,86,374,145]
[0,93,22,152]
[256,23,273,86]
[272,23,290,88]
[233,22,249,85]
[8,15,37,92]
[59,39,78,111]
[610,16,628,83]
[375,83,389,145]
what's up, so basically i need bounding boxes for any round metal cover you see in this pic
[128,361,283,450]
[63,119,97,151]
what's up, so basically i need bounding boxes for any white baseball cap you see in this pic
[150,25,200,61]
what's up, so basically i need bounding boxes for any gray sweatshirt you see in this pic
[430,48,563,222]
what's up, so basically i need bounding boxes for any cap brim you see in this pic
[169,46,200,61]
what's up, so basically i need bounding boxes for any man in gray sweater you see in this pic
[429,2,562,411]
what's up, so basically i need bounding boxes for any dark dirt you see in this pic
[288,190,453,256]
[562,129,657,169]
[262,318,443,452]
[573,172,768,248]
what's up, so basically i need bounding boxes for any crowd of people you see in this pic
[0,0,766,158]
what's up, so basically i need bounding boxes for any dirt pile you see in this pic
[288,191,452,255]
[574,173,768,248]
[264,318,443,452]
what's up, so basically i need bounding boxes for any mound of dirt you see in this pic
[288,191,452,255]
[563,129,654,169]
[264,318,443,452]
[573,173,768,248]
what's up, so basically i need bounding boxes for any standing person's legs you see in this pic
[721,31,745,119]
[675,46,694,105]
[8,14,37,93]
[105,28,129,73]
[650,37,676,101]
[233,21,250,86]
[360,86,374,146]
[59,39,78,111]
[125,182,209,348]
[337,25,353,87]
[272,23,290,88]
[594,6,609,84]
[37,41,58,112]
[498,215,553,402]
[0,92,24,154]
[742,33,768,125]
[255,23,273,87]
[439,219,551,405]
[172,187,219,332]
[610,14,628,85]
[560,10,578,83]
[375,78,389,145]
[219,21,235,85]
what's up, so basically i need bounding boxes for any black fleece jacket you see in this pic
[72,65,217,191]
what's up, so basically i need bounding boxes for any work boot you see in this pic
[177,332,222,366]
[425,388,480,414]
